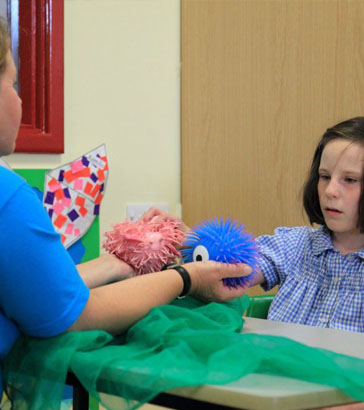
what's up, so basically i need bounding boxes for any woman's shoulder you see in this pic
[0,165,25,182]
[0,166,27,210]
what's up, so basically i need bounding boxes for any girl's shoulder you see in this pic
[273,225,317,237]
[261,225,318,241]
[257,225,320,250]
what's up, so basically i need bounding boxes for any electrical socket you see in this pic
[126,203,170,222]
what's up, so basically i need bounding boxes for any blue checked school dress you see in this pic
[257,226,364,332]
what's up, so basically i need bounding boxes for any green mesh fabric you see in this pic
[2,295,364,410]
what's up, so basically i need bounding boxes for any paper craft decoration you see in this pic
[103,215,185,275]
[43,144,108,248]
[181,217,259,288]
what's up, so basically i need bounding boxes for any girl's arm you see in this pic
[141,207,190,233]
[68,261,252,335]
[248,270,266,287]
[76,254,134,289]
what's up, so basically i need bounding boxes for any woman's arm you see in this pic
[69,261,253,335]
[76,254,134,289]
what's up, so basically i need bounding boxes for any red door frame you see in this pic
[15,0,64,153]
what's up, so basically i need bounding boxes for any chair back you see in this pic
[245,294,275,319]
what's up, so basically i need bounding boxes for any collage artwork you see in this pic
[42,144,108,248]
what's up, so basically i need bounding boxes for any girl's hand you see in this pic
[185,261,254,302]
[100,253,135,281]
[141,207,190,233]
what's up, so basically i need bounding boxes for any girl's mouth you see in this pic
[325,207,342,216]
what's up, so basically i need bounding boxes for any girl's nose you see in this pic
[325,179,339,198]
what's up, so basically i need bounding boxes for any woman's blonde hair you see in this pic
[0,17,10,74]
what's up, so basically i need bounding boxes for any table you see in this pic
[150,318,364,410]
[69,318,364,410]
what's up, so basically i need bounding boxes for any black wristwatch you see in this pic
[162,263,191,298]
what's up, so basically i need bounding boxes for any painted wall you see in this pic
[7,0,181,250]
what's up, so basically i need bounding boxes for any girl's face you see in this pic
[0,51,22,156]
[318,138,364,238]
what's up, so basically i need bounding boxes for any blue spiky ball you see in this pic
[181,217,259,288]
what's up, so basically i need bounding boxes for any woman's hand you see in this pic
[77,254,135,289]
[185,261,258,302]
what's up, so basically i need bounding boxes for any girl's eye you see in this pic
[193,245,210,262]
[345,177,358,184]
[319,174,330,180]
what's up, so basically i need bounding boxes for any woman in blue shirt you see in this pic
[0,18,250,400]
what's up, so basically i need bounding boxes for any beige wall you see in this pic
[7,0,181,250]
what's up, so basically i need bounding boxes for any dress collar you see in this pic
[311,226,335,256]
[312,225,364,260]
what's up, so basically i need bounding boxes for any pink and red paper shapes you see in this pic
[43,144,108,248]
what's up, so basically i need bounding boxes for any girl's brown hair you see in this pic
[303,117,364,232]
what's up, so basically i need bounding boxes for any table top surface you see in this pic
[168,318,364,410]
[242,317,364,359]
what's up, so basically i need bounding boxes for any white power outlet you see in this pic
[126,203,170,222]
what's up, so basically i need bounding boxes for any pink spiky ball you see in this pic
[103,215,185,275]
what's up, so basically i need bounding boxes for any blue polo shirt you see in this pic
[0,167,89,396]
